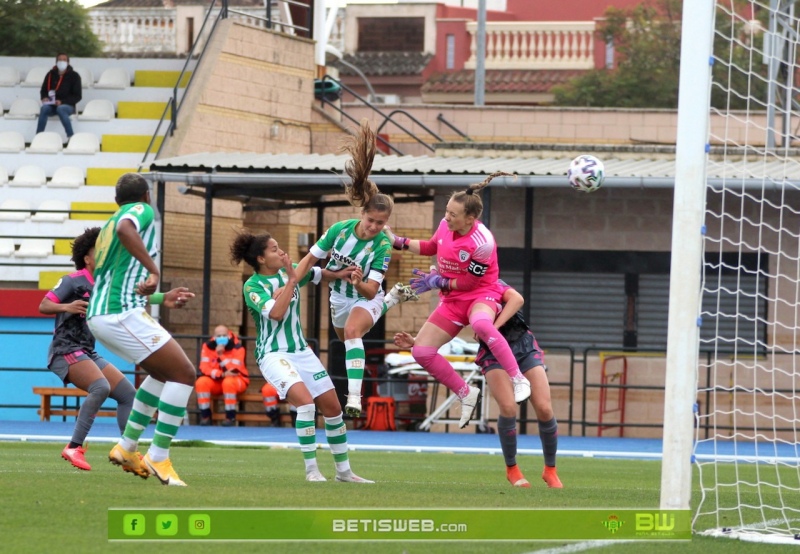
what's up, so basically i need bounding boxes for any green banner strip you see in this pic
[108,509,691,541]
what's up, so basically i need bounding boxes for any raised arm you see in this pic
[495,287,524,330]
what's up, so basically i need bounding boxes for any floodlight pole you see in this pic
[660,0,714,510]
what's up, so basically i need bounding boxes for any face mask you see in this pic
[215,336,229,347]
[56,61,68,72]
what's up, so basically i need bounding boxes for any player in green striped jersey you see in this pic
[297,119,418,418]
[232,229,373,483]
[87,173,196,487]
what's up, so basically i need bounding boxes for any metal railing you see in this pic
[317,74,469,155]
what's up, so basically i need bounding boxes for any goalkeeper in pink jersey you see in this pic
[394,283,562,489]
[386,172,531,428]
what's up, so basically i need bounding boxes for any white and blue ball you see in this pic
[567,154,605,193]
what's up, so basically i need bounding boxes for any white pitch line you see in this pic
[519,540,621,554]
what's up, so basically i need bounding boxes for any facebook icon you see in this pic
[123,514,145,536]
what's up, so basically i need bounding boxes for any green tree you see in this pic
[553,0,771,110]
[553,0,682,108]
[0,0,102,57]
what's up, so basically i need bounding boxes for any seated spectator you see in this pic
[37,53,82,139]
[196,325,249,426]
[261,382,280,426]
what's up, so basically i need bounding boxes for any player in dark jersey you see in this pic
[39,227,134,471]
[394,283,562,489]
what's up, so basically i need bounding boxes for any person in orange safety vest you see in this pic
[196,325,249,426]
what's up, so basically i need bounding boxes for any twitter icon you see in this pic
[156,514,178,536]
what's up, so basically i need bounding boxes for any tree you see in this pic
[553,0,770,110]
[552,0,682,108]
[0,0,102,57]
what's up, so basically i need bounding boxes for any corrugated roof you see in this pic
[145,151,800,202]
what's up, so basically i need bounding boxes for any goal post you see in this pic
[660,0,715,511]
[665,0,800,543]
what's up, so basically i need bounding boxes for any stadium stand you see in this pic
[0,66,20,86]
[0,238,13,257]
[0,56,184,289]
[10,165,47,187]
[48,166,84,188]
[94,67,130,89]
[15,239,53,258]
[21,66,49,87]
[64,133,100,155]
[5,98,39,119]
[0,199,31,221]
[27,132,64,153]
[73,66,94,88]
[0,131,25,152]
[31,200,69,223]
[78,99,115,121]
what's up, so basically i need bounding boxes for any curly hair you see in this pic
[230,229,272,272]
[71,227,101,270]
[341,119,394,214]
[449,171,514,219]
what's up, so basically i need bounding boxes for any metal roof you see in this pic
[145,151,800,197]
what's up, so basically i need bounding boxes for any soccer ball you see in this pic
[567,154,605,193]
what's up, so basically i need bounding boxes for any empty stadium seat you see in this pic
[0,199,32,221]
[65,133,100,154]
[10,165,47,187]
[0,66,20,86]
[16,239,53,257]
[0,165,7,185]
[22,66,50,87]
[28,132,64,153]
[0,131,25,153]
[78,99,114,121]
[73,66,94,88]
[94,67,130,89]
[5,98,40,120]
[31,200,69,222]
[0,238,14,257]
[49,166,84,188]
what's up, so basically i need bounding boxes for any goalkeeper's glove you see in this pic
[409,267,451,294]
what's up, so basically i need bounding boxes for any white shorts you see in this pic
[88,308,171,364]
[329,291,386,329]
[259,348,334,400]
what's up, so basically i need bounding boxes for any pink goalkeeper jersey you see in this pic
[424,218,503,304]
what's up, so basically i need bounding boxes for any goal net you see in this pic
[692,0,800,544]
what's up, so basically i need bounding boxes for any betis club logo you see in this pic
[603,514,624,534]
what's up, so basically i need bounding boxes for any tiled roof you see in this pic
[93,0,263,8]
[334,52,434,77]
[422,69,586,95]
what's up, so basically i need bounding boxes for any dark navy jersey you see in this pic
[45,268,97,365]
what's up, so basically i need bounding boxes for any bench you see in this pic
[32,386,116,422]
[208,392,293,426]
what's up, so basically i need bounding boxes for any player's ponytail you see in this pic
[450,171,514,219]
[342,119,394,215]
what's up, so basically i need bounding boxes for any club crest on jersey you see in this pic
[337,229,347,242]
[458,250,469,262]
[249,292,260,305]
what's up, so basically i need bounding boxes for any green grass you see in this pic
[2,441,797,553]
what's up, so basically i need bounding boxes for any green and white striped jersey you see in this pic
[87,202,157,317]
[309,219,392,300]
[243,265,320,361]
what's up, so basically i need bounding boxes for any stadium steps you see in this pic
[133,70,191,88]
[86,167,138,186]
[118,101,171,120]
[69,201,117,220]
[101,134,163,153]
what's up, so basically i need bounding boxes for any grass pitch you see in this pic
[2,441,796,554]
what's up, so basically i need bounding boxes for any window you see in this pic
[446,34,456,70]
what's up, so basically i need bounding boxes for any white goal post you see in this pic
[663,0,800,544]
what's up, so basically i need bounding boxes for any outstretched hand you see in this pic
[393,331,415,349]
[162,287,195,309]
[409,267,449,294]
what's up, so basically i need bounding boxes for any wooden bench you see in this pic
[32,386,116,422]
[208,392,293,426]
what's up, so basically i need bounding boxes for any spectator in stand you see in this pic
[37,53,81,139]
[261,382,281,426]
[196,325,249,427]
